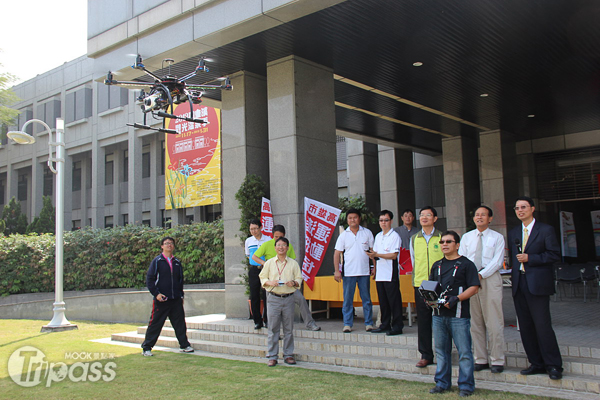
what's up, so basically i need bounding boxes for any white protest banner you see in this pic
[302,197,341,290]
[260,197,273,238]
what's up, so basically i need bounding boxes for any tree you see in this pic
[234,174,268,296]
[234,174,268,244]
[338,195,377,229]
[0,60,20,127]
[27,196,56,234]
[2,197,28,235]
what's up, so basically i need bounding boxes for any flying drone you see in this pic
[104,55,232,134]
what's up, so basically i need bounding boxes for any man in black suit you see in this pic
[508,196,562,380]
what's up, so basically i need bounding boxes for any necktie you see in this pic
[474,232,483,270]
[520,227,529,272]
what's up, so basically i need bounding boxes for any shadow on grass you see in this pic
[0,333,50,349]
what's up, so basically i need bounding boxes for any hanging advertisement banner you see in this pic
[559,211,577,258]
[302,197,341,290]
[592,210,600,257]
[260,197,273,238]
[164,104,221,210]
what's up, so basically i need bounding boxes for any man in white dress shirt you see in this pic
[367,210,403,336]
[458,205,506,373]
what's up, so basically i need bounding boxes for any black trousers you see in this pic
[514,275,562,370]
[248,266,267,324]
[415,287,434,361]
[142,298,190,350]
[376,280,404,332]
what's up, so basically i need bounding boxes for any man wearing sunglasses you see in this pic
[428,231,480,397]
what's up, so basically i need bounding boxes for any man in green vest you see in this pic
[410,206,443,368]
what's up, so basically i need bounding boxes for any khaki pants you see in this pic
[470,271,505,366]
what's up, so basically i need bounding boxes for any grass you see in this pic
[0,319,561,400]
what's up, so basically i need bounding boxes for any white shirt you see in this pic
[334,226,374,276]
[373,229,401,282]
[245,235,270,267]
[458,227,505,279]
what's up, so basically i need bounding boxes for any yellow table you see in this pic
[304,275,416,326]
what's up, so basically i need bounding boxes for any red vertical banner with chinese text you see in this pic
[302,197,341,290]
[260,197,273,238]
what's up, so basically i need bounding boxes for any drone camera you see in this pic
[141,92,166,113]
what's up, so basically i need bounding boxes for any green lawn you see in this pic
[0,319,559,400]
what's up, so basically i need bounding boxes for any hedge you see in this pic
[0,220,224,296]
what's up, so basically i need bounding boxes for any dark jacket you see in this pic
[146,254,185,299]
[508,221,560,296]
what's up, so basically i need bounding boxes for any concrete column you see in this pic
[149,137,160,227]
[222,71,269,318]
[90,142,105,228]
[128,132,142,224]
[442,136,480,235]
[347,139,380,216]
[31,159,44,220]
[170,208,186,226]
[80,156,89,226]
[266,55,337,265]
[113,146,122,223]
[63,155,73,229]
[378,146,415,226]
[479,130,518,236]
[7,164,18,203]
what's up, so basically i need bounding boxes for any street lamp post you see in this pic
[7,118,77,332]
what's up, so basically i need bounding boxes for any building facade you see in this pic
[2,0,600,318]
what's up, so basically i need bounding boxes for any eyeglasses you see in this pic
[514,205,530,211]
[379,218,390,222]
[439,240,455,244]
[420,214,434,218]
[163,242,175,246]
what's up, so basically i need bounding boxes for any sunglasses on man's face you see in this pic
[439,240,456,244]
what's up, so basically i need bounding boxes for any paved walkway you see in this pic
[314,286,599,349]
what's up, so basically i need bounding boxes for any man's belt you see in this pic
[270,292,294,298]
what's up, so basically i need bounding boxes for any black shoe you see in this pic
[548,367,562,380]
[520,365,546,375]
[370,326,390,333]
[386,329,403,336]
[491,365,504,373]
[254,323,263,329]
[263,321,268,328]
[459,390,473,397]
[429,386,446,394]
[474,363,489,371]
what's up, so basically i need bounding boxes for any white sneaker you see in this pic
[343,326,352,333]
[180,346,194,353]
[365,325,373,332]
[142,350,153,357]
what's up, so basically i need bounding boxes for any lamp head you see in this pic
[7,131,36,144]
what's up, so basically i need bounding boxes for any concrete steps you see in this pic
[110,317,600,397]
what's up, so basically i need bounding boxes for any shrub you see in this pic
[0,220,224,296]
